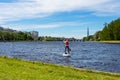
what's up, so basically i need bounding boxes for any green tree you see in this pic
[94,31,101,41]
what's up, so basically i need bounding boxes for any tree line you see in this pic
[83,18,120,41]
[0,28,79,41]
[0,31,33,41]
[39,36,78,41]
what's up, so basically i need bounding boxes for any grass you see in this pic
[0,56,120,80]
[99,41,120,44]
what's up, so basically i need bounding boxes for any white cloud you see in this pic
[2,24,59,31]
[1,21,89,30]
[0,0,120,23]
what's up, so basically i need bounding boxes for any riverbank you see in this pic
[99,41,120,44]
[0,56,120,80]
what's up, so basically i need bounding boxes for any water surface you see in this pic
[0,41,120,73]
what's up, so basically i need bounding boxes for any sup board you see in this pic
[63,53,70,57]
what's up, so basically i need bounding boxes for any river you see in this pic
[0,41,120,73]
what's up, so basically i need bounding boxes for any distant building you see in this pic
[87,27,89,37]
[31,31,39,41]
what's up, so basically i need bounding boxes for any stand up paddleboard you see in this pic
[63,53,70,57]
[63,48,71,57]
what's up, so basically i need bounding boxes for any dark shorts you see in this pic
[65,46,69,53]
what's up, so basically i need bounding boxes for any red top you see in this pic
[65,41,69,46]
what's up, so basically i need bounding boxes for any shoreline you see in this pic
[1,56,120,74]
[99,41,120,44]
[0,56,120,80]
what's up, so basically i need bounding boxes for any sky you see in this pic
[0,0,120,39]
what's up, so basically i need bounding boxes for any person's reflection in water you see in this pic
[64,57,70,65]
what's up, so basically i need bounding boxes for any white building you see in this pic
[31,31,39,41]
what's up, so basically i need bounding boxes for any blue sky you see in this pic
[0,0,120,39]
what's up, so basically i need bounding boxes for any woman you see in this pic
[64,39,71,54]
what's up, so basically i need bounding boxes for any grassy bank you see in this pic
[0,56,120,80]
[99,41,120,44]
